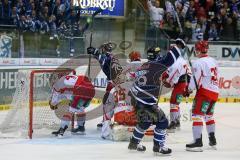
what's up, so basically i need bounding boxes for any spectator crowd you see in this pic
[0,0,89,56]
[0,0,240,57]
[147,0,240,41]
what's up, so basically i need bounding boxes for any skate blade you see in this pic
[52,133,61,137]
[186,147,203,152]
[71,132,86,135]
[101,135,113,140]
[57,134,64,138]
[128,149,145,153]
[207,145,217,150]
[154,152,171,156]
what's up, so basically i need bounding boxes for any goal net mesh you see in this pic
[0,69,74,138]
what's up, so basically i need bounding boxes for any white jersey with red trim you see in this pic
[166,56,191,87]
[113,60,142,125]
[50,75,78,106]
[189,55,219,94]
[114,60,142,111]
[53,75,78,93]
[50,75,95,108]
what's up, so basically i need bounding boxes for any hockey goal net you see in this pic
[0,69,76,139]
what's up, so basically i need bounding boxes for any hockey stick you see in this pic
[171,3,183,33]
[87,9,104,78]
[185,46,199,90]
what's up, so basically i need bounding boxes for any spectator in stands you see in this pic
[145,0,165,51]
[192,23,204,41]
[49,14,60,57]
[147,0,164,28]
[0,0,12,24]
[208,22,219,41]
[165,0,175,29]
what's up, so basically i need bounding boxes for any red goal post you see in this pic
[28,69,76,139]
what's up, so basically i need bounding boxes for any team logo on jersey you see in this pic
[135,70,148,77]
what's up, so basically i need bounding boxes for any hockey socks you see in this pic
[186,115,203,152]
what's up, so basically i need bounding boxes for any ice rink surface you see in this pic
[0,103,240,160]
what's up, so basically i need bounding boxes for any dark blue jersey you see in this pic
[130,46,182,106]
[157,46,182,67]
[94,53,112,80]
[130,61,167,106]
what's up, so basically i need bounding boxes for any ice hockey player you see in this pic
[185,40,219,152]
[100,51,142,140]
[49,74,95,137]
[87,42,115,129]
[127,39,186,155]
[147,44,191,132]
[161,52,191,132]
[113,51,142,126]
[146,47,161,61]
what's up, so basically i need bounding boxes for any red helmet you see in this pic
[195,40,209,53]
[129,51,141,61]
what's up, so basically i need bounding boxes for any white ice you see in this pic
[0,103,240,160]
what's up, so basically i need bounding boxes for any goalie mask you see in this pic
[195,40,209,55]
[147,47,161,61]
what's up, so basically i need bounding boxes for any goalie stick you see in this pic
[87,8,104,78]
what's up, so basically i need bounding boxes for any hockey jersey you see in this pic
[113,61,142,126]
[93,52,112,80]
[189,55,219,101]
[51,75,95,108]
[165,56,191,87]
[157,45,182,68]
[130,46,182,105]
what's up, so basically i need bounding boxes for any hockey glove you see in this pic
[161,71,172,88]
[49,100,58,110]
[183,88,193,97]
[87,47,99,56]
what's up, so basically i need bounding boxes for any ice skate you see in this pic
[97,122,103,130]
[208,132,217,150]
[128,137,146,152]
[153,144,172,156]
[52,126,68,137]
[186,137,203,152]
[71,125,86,135]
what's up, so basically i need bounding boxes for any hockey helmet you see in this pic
[195,40,209,54]
[175,38,186,49]
[129,51,141,62]
[147,47,161,61]
[102,42,113,52]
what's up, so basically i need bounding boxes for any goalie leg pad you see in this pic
[101,120,113,139]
